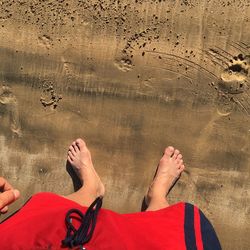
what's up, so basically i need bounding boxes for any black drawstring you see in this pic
[62,197,103,249]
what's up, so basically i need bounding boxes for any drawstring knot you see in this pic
[62,197,103,249]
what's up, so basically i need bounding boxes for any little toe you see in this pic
[67,156,74,165]
[178,159,184,167]
[68,151,74,161]
[164,146,175,158]
[179,164,185,172]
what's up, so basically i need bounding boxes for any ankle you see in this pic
[148,195,167,204]
[146,198,169,211]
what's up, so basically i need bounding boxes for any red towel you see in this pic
[0,192,221,250]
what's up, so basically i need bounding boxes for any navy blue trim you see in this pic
[184,203,197,250]
[199,209,221,250]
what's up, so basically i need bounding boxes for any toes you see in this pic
[72,142,80,153]
[177,167,184,175]
[75,138,86,150]
[67,156,73,165]
[177,154,183,160]
[69,146,76,156]
[164,146,175,158]
[179,164,185,172]
[68,151,74,162]
[172,149,180,160]
[177,159,183,166]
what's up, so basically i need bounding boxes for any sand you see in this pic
[0,0,249,249]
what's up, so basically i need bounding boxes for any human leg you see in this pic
[65,138,105,207]
[145,146,185,211]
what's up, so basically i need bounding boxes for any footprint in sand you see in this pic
[216,54,250,116]
[40,81,62,110]
[219,53,249,94]
[216,94,235,116]
[0,85,22,137]
[38,35,53,50]
[114,57,133,72]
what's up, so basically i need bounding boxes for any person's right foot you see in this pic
[145,146,185,210]
[67,138,105,199]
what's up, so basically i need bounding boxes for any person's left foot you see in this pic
[145,146,185,210]
[67,138,105,199]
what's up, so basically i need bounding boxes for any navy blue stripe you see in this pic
[199,209,222,250]
[184,203,197,250]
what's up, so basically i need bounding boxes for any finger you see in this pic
[0,189,20,210]
[0,205,8,214]
[0,177,13,191]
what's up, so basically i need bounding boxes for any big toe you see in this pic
[164,146,175,158]
[75,138,86,150]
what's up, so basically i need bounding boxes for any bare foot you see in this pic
[146,146,185,211]
[67,138,105,201]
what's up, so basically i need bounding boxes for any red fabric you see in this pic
[194,206,203,250]
[0,192,187,250]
